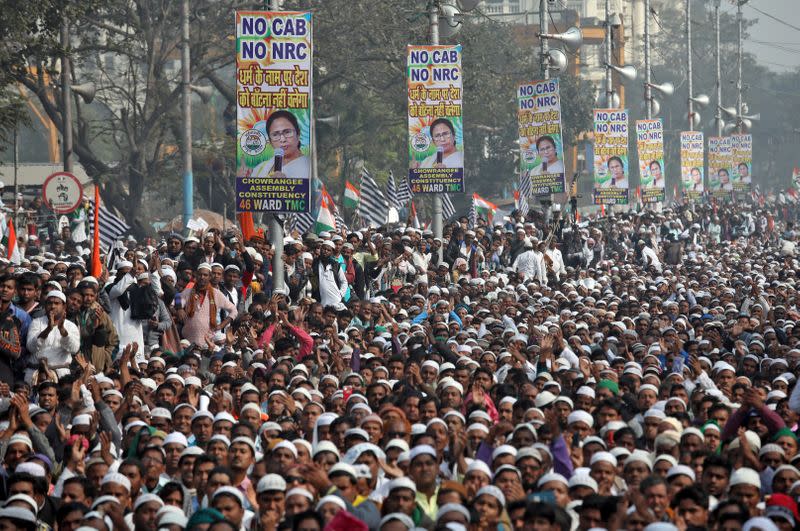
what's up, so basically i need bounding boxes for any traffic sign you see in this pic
[42,172,84,214]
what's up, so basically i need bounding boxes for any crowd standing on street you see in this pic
[2,197,800,531]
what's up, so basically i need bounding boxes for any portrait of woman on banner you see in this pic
[415,118,464,169]
[530,135,564,176]
[640,160,663,188]
[717,168,733,191]
[595,156,628,189]
[736,162,751,183]
[685,167,703,192]
[252,110,311,180]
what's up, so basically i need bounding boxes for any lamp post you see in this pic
[268,0,285,291]
[605,0,613,108]
[540,0,549,80]
[735,0,748,133]
[686,0,694,130]
[430,1,443,260]
[714,0,723,136]
[61,17,73,173]
[181,0,193,227]
[644,0,652,119]
[604,0,636,108]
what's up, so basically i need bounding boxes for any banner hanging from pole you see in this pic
[235,11,312,213]
[731,133,752,194]
[517,79,565,195]
[708,136,733,200]
[407,45,464,194]
[636,119,665,204]
[680,131,704,200]
[593,109,629,205]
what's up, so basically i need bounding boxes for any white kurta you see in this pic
[26,317,80,380]
[108,274,145,355]
[317,262,348,307]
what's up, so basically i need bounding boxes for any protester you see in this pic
[2,197,800,531]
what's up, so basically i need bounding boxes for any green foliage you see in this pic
[292,0,593,213]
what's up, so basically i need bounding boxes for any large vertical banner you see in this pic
[731,133,752,194]
[708,136,733,200]
[235,12,312,213]
[636,119,665,203]
[517,80,565,195]
[593,109,629,205]
[407,45,464,194]
[680,131,704,200]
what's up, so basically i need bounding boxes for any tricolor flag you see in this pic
[315,186,337,234]
[6,218,20,265]
[344,180,360,210]
[409,201,421,229]
[472,193,497,224]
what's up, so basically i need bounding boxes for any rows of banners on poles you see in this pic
[407,45,464,194]
[231,11,754,216]
[235,11,313,213]
[587,107,754,206]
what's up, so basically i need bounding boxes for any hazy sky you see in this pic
[739,0,800,73]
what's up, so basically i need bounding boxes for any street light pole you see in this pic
[540,0,549,80]
[61,16,73,173]
[644,0,652,119]
[605,0,614,108]
[714,0,723,137]
[181,0,193,227]
[735,0,745,132]
[539,0,553,223]
[686,0,694,130]
[268,0,285,291]
[430,1,443,260]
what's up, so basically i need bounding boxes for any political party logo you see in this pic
[240,128,267,156]
[412,132,431,153]
[523,149,537,164]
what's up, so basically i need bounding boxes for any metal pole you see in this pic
[605,0,613,108]
[736,0,744,132]
[540,0,549,80]
[269,0,285,291]
[686,0,694,130]
[181,0,193,227]
[61,17,73,173]
[644,0,652,119]
[539,0,553,222]
[430,1,443,260]
[13,128,18,228]
[714,0,723,137]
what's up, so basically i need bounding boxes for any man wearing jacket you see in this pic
[76,281,119,372]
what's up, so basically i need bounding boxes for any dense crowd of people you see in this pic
[1,197,800,531]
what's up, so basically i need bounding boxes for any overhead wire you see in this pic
[746,4,800,33]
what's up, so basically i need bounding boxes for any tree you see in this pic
[6,0,594,231]
[13,0,237,234]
